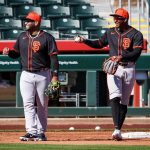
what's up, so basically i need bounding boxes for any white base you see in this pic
[122,132,150,139]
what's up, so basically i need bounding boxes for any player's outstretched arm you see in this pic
[2,47,10,55]
[74,35,103,49]
[74,35,85,43]
[3,47,20,58]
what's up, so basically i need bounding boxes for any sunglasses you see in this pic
[25,19,35,22]
[114,16,125,20]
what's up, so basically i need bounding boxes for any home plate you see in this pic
[122,132,150,139]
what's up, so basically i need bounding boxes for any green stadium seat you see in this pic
[70,4,99,19]
[35,0,62,6]
[80,17,108,30]
[0,0,5,5]
[59,29,88,39]
[0,6,13,18]
[0,31,2,39]
[43,30,59,39]
[22,18,52,30]
[40,19,51,30]
[13,5,41,19]
[52,17,80,30]
[1,29,24,39]
[88,28,107,39]
[6,0,34,6]
[62,0,90,6]
[0,18,22,30]
[41,5,70,19]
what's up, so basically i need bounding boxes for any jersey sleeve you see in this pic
[8,35,20,59]
[47,35,59,76]
[99,31,108,46]
[13,37,19,52]
[84,31,108,48]
[48,36,58,55]
[133,31,143,49]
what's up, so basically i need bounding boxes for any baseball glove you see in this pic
[102,56,119,75]
[44,81,61,100]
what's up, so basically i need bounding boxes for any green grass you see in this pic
[0,144,150,150]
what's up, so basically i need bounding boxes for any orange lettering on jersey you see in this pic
[32,41,41,52]
[123,38,131,49]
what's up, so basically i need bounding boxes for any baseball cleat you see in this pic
[20,133,38,141]
[37,133,47,141]
[112,133,122,141]
[112,130,122,141]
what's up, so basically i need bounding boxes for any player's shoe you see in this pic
[112,129,122,141]
[37,133,47,141]
[20,133,38,141]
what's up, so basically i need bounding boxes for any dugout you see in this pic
[0,40,150,117]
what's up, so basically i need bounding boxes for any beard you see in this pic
[115,22,120,28]
[25,25,31,31]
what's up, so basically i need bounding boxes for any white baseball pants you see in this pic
[107,63,135,105]
[20,70,50,135]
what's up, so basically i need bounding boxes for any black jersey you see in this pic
[12,30,58,71]
[84,26,143,62]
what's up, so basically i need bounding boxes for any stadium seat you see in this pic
[41,5,70,19]
[0,0,5,5]
[6,0,34,6]
[13,5,41,19]
[0,6,13,18]
[1,29,24,39]
[35,0,62,6]
[59,29,88,39]
[0,30,2,39]
[22,18,52,30]
[0,18,22,30]
[52,17,80,30]
[88,28,107,39]
[40,19,52,30]
[43,30,59,39]
[80,17,108,30]
[70,4,99,19]
[62,0,90,6]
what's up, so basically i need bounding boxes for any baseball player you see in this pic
[75,8,143,141]
[3,12,59,141]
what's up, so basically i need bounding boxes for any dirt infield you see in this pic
[0,117,150,145]
[0,131,150,145]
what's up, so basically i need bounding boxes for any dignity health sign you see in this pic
[0,56,21,71]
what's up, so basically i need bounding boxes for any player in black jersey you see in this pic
[3,12,59,141]
[75,8,143,141]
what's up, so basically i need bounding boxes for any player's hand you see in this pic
[51,76,60,90]
[74,35,85,43]
[51,76,59,82]
[3,47,10,55]
[45,77,61,100]
[115,55,122,62]
[110,56,122,62]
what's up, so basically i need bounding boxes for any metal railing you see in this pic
[59,93,86,107]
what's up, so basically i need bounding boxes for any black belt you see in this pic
[25,68,49,73]
[119,62,134,66]
[119,62,129,66]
